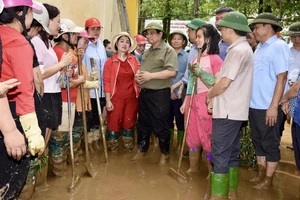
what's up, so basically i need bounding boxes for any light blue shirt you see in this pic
[250,35,290,109]
[288,47,300,83]
[182,43,197,84]
[218,40,230,61]
[172,49,188,94]
[82,39,107,98]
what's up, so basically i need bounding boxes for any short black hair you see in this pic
[103,39,111,48]
[233,29,248,37]
[215,6,234,15]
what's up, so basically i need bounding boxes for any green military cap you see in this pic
[217,11,252,33]
[186,18,207,30]
[142,22,166,39]
[168,30,188,49]
[287,22,300,36]
[250,12,282,31]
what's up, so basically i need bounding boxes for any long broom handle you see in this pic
[66,65,76,176]
[177,48,202,171]
[90,58,108,163]
[77,55,90,160]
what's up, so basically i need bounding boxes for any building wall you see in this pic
[126,0,139,36]
[41,0,122,41]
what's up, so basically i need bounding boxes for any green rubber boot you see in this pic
[107,130,119,151]
[210,172,229,200]
[228,167,238,200]
[176,130,184,154]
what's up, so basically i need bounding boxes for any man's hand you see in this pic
[207,98,213,113]
[3,129,27,161]
[0,79,21,95]
[135,71,152,84]
[266,105,278,126]
[281,101,290,115]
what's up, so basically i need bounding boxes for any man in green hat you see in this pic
[215,6,235,60]
[249,13,290,189]
[206,11,253,199]
[133,22,178,165]
[284,21,300,170]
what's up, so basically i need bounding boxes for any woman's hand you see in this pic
[106,100,114,111]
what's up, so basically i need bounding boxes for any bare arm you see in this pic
[281,79,300,103]
[206,77,232,100]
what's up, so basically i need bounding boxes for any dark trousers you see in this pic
[249,108,283,162]
[168,98,184,131]
[0,102,30,199]
[87,98,105,131]
[292,120,300,168]
[137,88,171,155]
[211,118,243,174]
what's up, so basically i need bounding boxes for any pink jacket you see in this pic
[103,53,140,99]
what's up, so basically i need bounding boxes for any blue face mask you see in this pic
[106,51,113,58]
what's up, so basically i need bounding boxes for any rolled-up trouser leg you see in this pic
[49,130,68,176]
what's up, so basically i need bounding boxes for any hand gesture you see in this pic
[0,79,21,95]
[106,100,114,111]
[60,52,72,67]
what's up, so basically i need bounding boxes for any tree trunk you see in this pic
[194,0,199,18]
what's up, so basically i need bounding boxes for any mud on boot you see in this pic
[18,159,40,200]
[159,153,170,165]
[123,128,134,151]
[186,148,200,173]
[253,175,273,189]
[228,167,239,200]
[249,164,266,183]
[210,172,229,200]
[107,130,120,151]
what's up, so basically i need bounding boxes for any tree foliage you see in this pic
[140,0,300,26]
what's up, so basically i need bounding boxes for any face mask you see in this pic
[106,51,113,58]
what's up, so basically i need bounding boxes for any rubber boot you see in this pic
[206,152,213,179]
[49,131,68,176]
[18,159,40,200]
[228,167,238,200]
[176,130,184,154]
[249,164,266,183]
[253,175,273,189]
[186,148,200,173]
[132,150,147,160]
[159,153,170,165]
[123,128,134,151]
[107,130,119,151]
[87,131,95,154]
[170,128,174,150]
[35,155,49,192]
[210,173,229,200]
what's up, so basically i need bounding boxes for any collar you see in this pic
[257,34,277,48]
[227,37,247,53]
[150,40,165,50]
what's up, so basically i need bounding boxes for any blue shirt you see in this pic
[250,35,290,109]
[293,89,300,126]
[288,47,300,83]
[172,49,188,94]
[218,40,230,61]
[182,43,197,84]
[83,39,107,98]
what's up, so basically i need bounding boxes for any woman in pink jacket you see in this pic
[103,32,140,151]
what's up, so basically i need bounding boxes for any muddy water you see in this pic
[34,133,299,200]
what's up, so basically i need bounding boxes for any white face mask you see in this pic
[0,0,3,14]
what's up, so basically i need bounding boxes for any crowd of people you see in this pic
[0,0,300,199]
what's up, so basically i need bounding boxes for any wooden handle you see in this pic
[90,58,95,72]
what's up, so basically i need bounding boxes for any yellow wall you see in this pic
[126,0,139,36]
[40,0,122,41]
